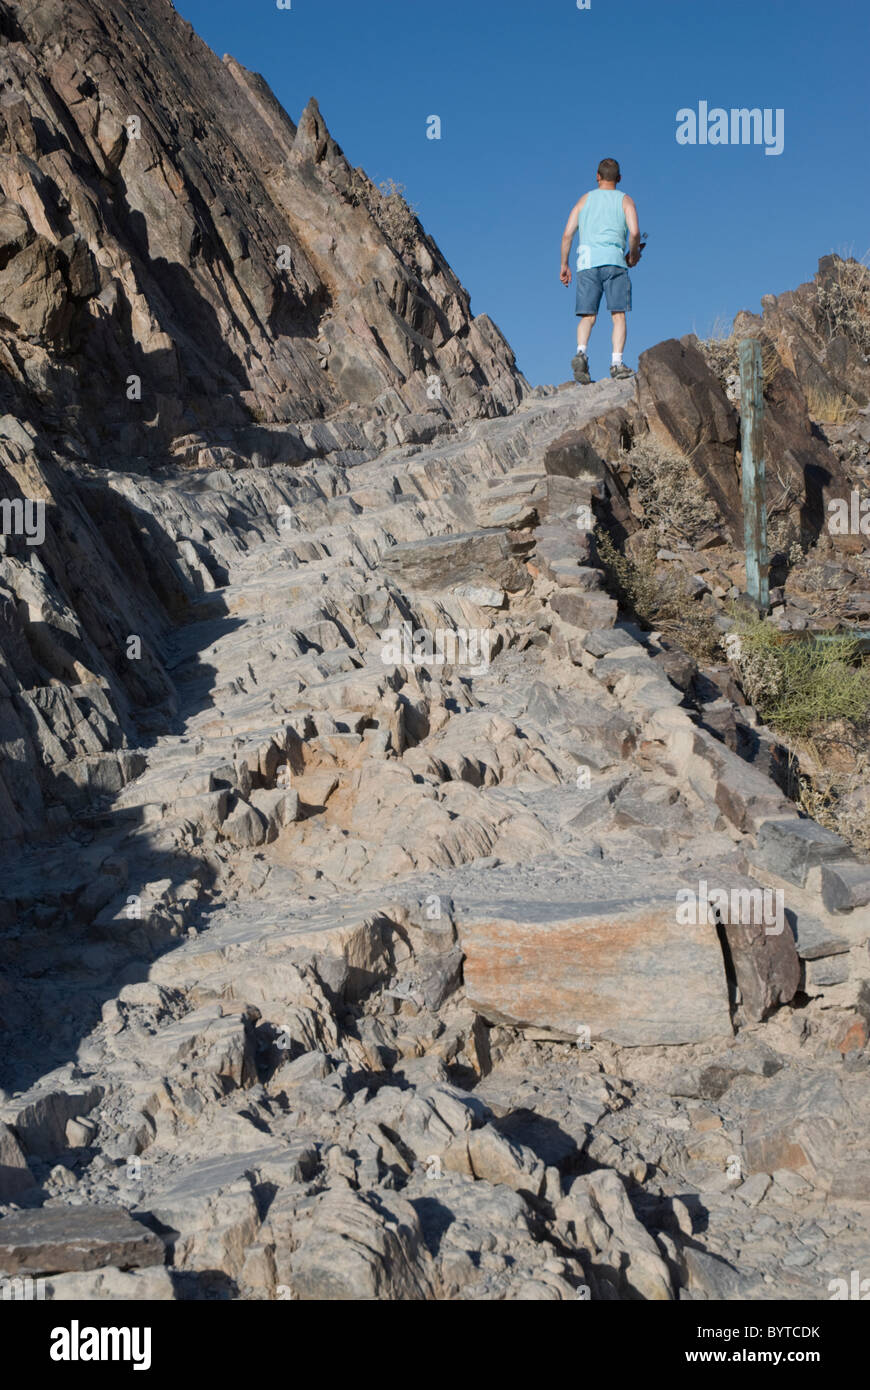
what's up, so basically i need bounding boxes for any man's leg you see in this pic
[572,315,594,383]
[609,310,632,377]
[611,312,626,356]
[573,269,602,383]
[605,269,634,378]
[577,314,596,352]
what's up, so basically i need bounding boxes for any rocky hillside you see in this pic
[2,0,870,1303]
[0,0,524,444]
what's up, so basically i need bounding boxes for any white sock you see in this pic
[576,344,589,357]
[612,352,623,365]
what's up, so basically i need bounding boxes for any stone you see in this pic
[463,1124,545,1197]
[543,432,608,482]
[1,1084,104,1159]
[806,955,850,987]
[820,861,870,914]
[457,894,732,1045]
[381,532,527,594]
[418,947,464,1012]
[220,798,268,848]
[0,1207,164,1276]
[549,589,618,630]
[65,1116,98,1148]
[742,1072,848,1178]
[754,818,849,886]
[42,1266,176,1301]
[248,787,301,836]
[288,1188,435,1300]
[143,1152,274,1279]
[736,1172,771,1206]
[682,1247,755,1299]
[713,878,801,1021]
[636,336,742,537]
[584,1168,673,1300]
[0,1122,36,1200]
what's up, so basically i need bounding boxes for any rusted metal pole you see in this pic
[738,338,769,612]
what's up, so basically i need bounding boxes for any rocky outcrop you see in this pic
[636,335,743,535]
[739,256,870,412]
[0,0,525,463]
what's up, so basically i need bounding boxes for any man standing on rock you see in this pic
[560,158,641,383]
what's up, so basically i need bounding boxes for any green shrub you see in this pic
[729,614,870,736]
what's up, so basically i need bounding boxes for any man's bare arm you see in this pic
[623,194,641,267]
[560,195,586,284]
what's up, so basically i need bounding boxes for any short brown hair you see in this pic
[597,158,621,183]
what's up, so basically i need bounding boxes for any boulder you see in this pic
[0,1207,164,1276]
[636,336,741,537]
[288,1188,436,1300]
[456,894,733,1045]
[381,530,528,594]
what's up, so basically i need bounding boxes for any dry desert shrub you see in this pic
[619,435,719,544]
[347,169,420,261]
[595,528,719,661]
[803,383,861,423]
[816,254,870,354]
[795,744,870,856]
[697,326,780,395]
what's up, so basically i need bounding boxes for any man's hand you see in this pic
[626,234,647,269]
[560,264,572,286]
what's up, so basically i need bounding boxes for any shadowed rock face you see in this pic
[0,0,527,836]
[636,336,743,536]
[0,0,526,460]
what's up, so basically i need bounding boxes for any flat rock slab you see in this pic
[754,817,848,886]
[380,530,526,593]
[456,896,732,1046]
[0,1206,164,1276]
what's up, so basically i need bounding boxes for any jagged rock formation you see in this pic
[3,374,870,1300]
[0,0,524,455]
[2,0,870,1304]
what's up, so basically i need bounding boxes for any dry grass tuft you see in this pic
[619,435,719,545]
[596,529,720,660]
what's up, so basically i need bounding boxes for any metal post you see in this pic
[738,338,769,612]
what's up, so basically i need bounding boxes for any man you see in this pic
[559,157,641,383]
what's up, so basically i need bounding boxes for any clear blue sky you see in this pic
[176,0,868,386]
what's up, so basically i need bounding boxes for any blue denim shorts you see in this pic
[576,265,632,315]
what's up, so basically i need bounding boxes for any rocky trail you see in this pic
[3,374,870,1301]
[1,0,870,1304]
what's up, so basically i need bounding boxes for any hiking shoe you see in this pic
[571,351,591,384]
[610,362,635,379]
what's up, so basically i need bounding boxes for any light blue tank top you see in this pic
[577,188,628,270]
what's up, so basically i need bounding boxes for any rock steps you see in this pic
[3,370,870,1299]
